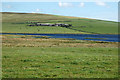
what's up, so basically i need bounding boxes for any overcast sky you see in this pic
[2,2,118,22]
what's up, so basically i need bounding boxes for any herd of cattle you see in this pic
[27,23,72,28]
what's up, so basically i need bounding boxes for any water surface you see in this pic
[1,33,119,42]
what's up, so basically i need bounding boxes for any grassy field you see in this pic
[2,35,118,78]
[1,12,119,78]
[2,22,82,34]
[2,12,118,34]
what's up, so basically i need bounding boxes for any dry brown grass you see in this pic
[2,35,118,48]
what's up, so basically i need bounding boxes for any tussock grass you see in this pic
[2,35,118,48]
[2,35,118,78]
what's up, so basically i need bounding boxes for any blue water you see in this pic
[1,33,119,42]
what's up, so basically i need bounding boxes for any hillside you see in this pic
[2,12,118,78]
[2,12,118,34]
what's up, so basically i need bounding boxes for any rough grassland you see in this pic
[2,35,118,78]
[2,12,118,34]
[1,12,118,78]
[2,23,82,34]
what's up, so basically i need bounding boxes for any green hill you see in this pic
[2,12,118,34]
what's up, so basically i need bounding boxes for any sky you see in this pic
[2,2,118,22]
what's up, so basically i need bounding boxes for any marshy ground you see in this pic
[2,35,118,78]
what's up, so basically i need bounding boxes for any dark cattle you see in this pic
[28,24,35,26]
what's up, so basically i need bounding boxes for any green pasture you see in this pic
[2,22,83,34]
[2,12,118,34]
[1,12,119,78]
[2,35,118,78]
[2,47,118,78]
